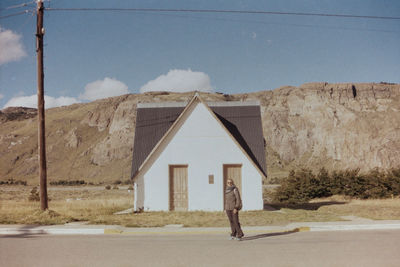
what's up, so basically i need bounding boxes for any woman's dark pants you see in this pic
[226,210,244,238]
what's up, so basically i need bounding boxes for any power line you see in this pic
[14,7,36,32]
[131,10,397,33]
[0,10,32,20]
[0,1,36,11]
[45,7,400,20]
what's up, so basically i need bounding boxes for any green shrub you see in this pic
[387,168,400,195]
[273,169,317,204]
[273,167,400,203]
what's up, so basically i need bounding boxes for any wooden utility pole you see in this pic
[36,0,48,210]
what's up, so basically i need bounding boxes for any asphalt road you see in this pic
[1,230,400,267]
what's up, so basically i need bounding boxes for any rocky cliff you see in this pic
[1,82,399,184]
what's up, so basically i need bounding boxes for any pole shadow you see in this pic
[0,225,47,238]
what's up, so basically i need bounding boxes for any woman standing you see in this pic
[225,179,244,241]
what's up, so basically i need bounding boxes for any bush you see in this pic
[0,179,27,186]
[50,180,86,186]
[112,179,132,185]
[387,168,400,195]
[105,185,111,190]
[268,177,283,184]
[123,179,132,185]
[112,185,119,190]
[273,167,400,203]
[28,187,40,201]
[127,185,134,191]
[273,169,319,204]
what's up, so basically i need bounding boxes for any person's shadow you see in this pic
[241,229,299,241]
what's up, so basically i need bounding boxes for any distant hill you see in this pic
[1,82,399,185]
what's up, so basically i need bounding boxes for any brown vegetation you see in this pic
[2,186,400,226]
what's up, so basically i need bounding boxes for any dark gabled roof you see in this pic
[211,105,266,176]
[131,105,185,178]
[131,101,266,178]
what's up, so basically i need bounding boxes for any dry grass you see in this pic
[0,186,133,225]
[317,196,400,220]
[2,186,400,227]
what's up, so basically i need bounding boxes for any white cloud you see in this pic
[3,95,80,109]
[140,69,213,93]
[0,94,4,100]
[251,32,257,40]
[0,26,27,65]
[79,77,129,101]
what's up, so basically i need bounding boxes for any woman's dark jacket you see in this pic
[225,186,242,211]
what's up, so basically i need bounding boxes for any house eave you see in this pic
[131,94,267,181]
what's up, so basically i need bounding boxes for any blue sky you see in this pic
[1,0,399,108]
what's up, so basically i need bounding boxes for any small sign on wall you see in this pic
[208,174,214,184]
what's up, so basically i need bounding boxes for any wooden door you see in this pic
[223,164,242,209]
[169,165,188,211]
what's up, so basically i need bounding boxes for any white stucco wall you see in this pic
[136,101,263,211]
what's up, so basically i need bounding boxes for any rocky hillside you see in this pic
[1,82,399,185]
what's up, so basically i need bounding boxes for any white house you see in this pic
[131,94,267,211]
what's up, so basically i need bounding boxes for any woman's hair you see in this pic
[227,179,235,185]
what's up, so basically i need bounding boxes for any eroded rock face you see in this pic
[65,128,80,148]
[90,97,138,166]
[255,83,400,173]
[86,83,400,174]
[1,83,399,182]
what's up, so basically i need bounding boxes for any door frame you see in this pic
[223,164,242,210]
[169,164,189,211]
